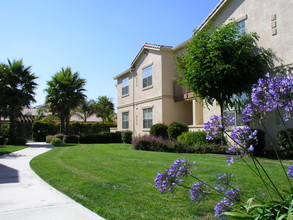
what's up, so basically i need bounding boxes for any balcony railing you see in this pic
[173,82,193,102]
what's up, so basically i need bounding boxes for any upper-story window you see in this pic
[142,65,152,88]
[122,77,129,96]
[237,19,246,35]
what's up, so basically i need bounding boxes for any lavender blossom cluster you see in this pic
[204,115,235,140]
[242,73,293,122]
[154,158,196,194]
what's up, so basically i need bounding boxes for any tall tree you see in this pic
[177,22,273,144]
[95,96,115,123]
[45,67,86,134]
[74,99,96,122]
[0,59,37,143]
[177,22,273,117]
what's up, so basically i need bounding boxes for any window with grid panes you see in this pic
[142,65,152,88]
[122,112,129,129]
[143,108,152,129]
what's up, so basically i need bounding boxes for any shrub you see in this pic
[168,121,189,140]
[46,135,54,143]
[0,136,6,145]
[70,122,87,135]
[0,123,10,138]
[15,137,27,145]
[32,121,59,142]
[150,123,168,139]
[111,132,123,143]
[79,133,113,144]
[121,131,132,144]
[177,131,208,146]
[54,133,64,140]
[50,137,64,146]
[63,135,79,144]
[277,128,293,159]
[132,136,172,152]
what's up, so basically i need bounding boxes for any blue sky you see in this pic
[0,0,220,109]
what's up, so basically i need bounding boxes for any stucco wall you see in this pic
[211,0,293,67]
[162,98,193,125]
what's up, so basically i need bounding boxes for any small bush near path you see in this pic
[177,131,208,146]
[30,144,291,220]
[0,145,27,155]
[168,121,189,140]
[150,123,168,139]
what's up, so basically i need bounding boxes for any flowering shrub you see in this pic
[155,74,293,219]
[132,135,173,152]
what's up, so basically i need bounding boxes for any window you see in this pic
[237,20,246,35]
[122,112,129,129]
[223,93,248,126]
[143,108,153,129]
[142,65,152,88]
[122,77,129,96]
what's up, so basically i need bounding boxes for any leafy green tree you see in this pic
[95,96,115,123]
[177,22,273,119]
[74,99,96,122]
[0,59,37,144]
[45,67,86,134]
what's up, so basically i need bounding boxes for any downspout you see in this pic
[131,66,135,136]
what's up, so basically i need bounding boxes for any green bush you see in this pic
[150,123,168,139]
[63,135,79,144]
[111,132,122,143]
[50,138,64,146]
[0,136,6,145]
[277,128,293,159]
[79,133,113,144]
[168,121,189,140]
[177,131,208,146]
[15,137,27,145]
[121,131,132,144]
[0,123,10,138]
[32,121,59,142]
[70,122,87,135]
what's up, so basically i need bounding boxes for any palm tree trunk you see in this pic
[8,106,17,144]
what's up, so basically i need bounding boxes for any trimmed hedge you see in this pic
[150,123,168,139]
[63,135,79,144]
[168,121,189,140]
[0,136,6,145]
[277,128,293,159]
[69,122,115,135]
[32,121,59,142]
[121,131,132,144]
[79,133,113,144]
[177,131,208,146]
[15,137,27,145]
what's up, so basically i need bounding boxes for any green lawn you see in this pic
[30,144,291,220]
[0,145,27,155]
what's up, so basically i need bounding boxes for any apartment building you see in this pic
[114,0,293,140]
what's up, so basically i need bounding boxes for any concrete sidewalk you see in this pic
[0,142,105,220]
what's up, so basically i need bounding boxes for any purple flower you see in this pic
[190,182,209,202]
[214,173,234,192]
[226,126,258,164]
[204,115,235,140]
[154,158,196,193]
[242,74,293,122]
[287,165,293,179]
[214,198,233,220]
[214,188,241,219]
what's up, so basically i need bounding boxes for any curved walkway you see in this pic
[0,142,104,220]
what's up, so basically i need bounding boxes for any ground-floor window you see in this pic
[122,112,129,129]
[143,108,153,129]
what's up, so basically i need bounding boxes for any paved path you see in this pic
[0,143,105,220]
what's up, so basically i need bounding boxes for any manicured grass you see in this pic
[30,144,291,220]
[0,145,27,155]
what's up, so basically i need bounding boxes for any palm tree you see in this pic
[74,99,96,122]
[0,59,38,143]
[45,67,86,134]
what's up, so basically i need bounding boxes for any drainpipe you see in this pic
[131,66,135,136]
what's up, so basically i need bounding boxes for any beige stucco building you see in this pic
[114,0,293,143]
